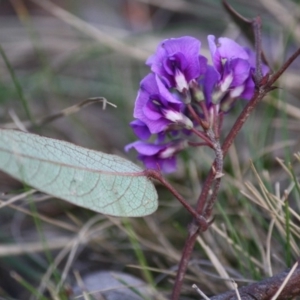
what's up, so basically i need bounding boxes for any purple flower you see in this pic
[134,73,193,134]
[125,140,187,173]
[208,35,253,97]
[146,36,207,92]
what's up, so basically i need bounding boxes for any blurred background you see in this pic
[0,0,300,299]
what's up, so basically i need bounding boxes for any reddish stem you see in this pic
[145,170,208,229]
[190,128,214,147]
[198,100,211,125]
[217,111,224,138]
[187,103,204,127]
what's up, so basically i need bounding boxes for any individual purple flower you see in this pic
[125,139,187,173]
[208,35,253,97]
[146,36,207,92]
[134,73,193,134]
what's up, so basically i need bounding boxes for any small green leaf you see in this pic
[0,129,158,217]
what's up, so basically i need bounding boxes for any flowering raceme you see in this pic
[126,35,269,173]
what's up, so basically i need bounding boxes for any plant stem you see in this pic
[171,129,223,300]
[145,170,208,229]
[171,222,200,298]
[190,128,214,148]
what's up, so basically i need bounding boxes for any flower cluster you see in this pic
[126,35,268,173]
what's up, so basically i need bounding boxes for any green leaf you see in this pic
[0,129,158,217]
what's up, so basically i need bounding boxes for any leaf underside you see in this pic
[0,129,158,217]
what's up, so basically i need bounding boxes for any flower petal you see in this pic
[130,120,151,140]
[127,141,165,156]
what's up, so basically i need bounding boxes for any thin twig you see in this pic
[192,284,210,300]
[271,261,298,300]
[145,170,208,229]
[29,0,150,61]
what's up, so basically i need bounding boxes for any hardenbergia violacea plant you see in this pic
[125,2,300,299]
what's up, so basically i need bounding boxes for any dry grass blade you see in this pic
[275,158,293,177]
[2,97,116,130]
[242,182,269,209]
[36,217,112,297]
[244,162,300,255]
[270,261,299,300]
[73,270,90,300]
[192,283,210,300]
[38,97,116,126]
[29,0,150,61]
[0,238,73,257]
[8,109,28,132]
[197,236,235,290]
[135,0,205,17]
[265,96,300,120]
[145,217,180,260]
[56,215,110,293]
[0,199,78,232]
[254,140,297,160]
[0,189,36,209]
[228,144,242,181]
[232,280,241,300]
[266,214,277,276]
[211,223,262,269]
[258,0,300,44]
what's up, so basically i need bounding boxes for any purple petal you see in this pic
[130,120,151,140]
[139,155,161,170]
[140,156,177,173]
[201,65,219,105]
[240,76,255,100]
[163,52,188,75]
[216,37,249,60]
[134,73,158,120]
[159,157,177,173]
[143,101,162,121]
[208,35,221,72]
[155,75,183,105]
[198,55,208,76]
[142,118,170,134]
[230,58,251,86]
[156,132,166,143]
[127,141,165,156]
[125,141,138,152]
[244,47,269,75]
